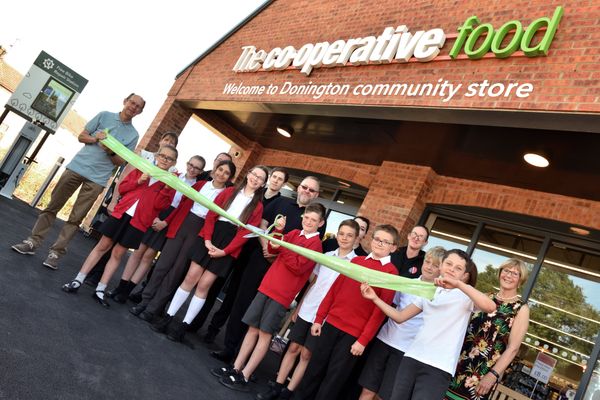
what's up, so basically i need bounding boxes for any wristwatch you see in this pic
[489,369,501,382]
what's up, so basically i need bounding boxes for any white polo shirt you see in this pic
[377,276,426,352]
[191,181,224,218]
[403,287,478,375]
[297,249,356,323]
[218,190,253,224]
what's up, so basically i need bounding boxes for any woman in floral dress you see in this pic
[445,258,530,400]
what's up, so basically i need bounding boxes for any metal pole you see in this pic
[24,126,51,165]
[0,108,9,127]
[30,156,64,208]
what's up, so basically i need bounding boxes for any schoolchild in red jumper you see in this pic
[216,203,326,392]
[61,145,178,308]
[129,160,236,322]
[151,165,269,341]
[256,219,361,400]
[294,224,400,400]
[107,155,206,303]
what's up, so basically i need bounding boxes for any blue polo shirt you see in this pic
[66,111,139,186]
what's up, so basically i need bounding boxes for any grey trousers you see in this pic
[28,169,104,255]
[140,213,204,314]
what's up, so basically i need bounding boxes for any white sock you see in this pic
[183,295,206,324]
[166,287,190,316]
[95,282,107,299]
[74,272,87,287]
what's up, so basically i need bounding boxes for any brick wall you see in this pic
[139,97,192,152]
[138,0,600,237]
[173,0,600,113]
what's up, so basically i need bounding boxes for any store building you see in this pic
[140,1,600,398]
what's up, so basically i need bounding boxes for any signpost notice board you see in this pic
[6,51,87,133]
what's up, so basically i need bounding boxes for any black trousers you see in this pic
[390,357,451,400]
[222,245,270,354]
[140,214,203,314]
[295,323,360,400]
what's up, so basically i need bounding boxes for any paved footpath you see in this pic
[0,196,279,400]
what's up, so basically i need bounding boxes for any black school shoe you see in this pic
[220,371,249,392]
[150,315,172,333]
[210,365,237,379]
[210,350,234,364]
[256,381,283,400]
[129,304,146,316]
[128,291,143,304]
[166,320,189,342]
[62,280,81,293]
[91,291,110,308]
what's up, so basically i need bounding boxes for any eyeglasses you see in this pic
[248,170,266,182]
[299,184,319,194]
[156,153,176,163]
[409,231,427,241]
[501,269,520,278]
[372,236,394,247]
[187,162,203,172]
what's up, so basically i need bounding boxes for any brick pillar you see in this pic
[358,161,436,239]
[138,97,193,152]
[230,141,265,184]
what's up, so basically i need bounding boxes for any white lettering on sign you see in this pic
[232,25,446,76]
[231,7,564,76]
[222,79,534,102]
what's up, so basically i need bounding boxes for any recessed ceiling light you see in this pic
[276,125,293,138]
[337,180,351,188]
[523,153,549,167]
[569,227,590,236]
[336,200,345,204]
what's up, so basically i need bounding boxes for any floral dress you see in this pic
[445,294,524,400]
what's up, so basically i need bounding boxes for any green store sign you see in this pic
[232,6,564,76]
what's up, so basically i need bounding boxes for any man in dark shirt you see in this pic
[390,225,429,278]
[211,176,323,363]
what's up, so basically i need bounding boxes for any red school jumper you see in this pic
[111,169,175,232]
[163,180,209,239]
[258,230,323,308]
[315,255,397,346]
[198,186,264,258]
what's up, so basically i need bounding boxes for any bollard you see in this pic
[30,156,64,208]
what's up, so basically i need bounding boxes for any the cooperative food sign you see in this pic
[233,6,563,76]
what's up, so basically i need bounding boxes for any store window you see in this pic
[422,206,600,399]
[514,243,600,399]
[424,214,476,251]
[471,225,542,294]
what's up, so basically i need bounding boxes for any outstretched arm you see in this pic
[435,276,496,313]
[360,283,422,324]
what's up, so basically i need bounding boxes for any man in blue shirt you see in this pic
[12,93,144,270]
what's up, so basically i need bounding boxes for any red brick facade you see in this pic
[170,0,599,113]
[141,0,600,233]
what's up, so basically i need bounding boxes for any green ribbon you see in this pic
[101,134,436,299]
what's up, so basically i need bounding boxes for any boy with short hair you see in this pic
[256,219,361,400]
[358,246,446,400]
[216,203,326,392]
[294,224,400,400]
